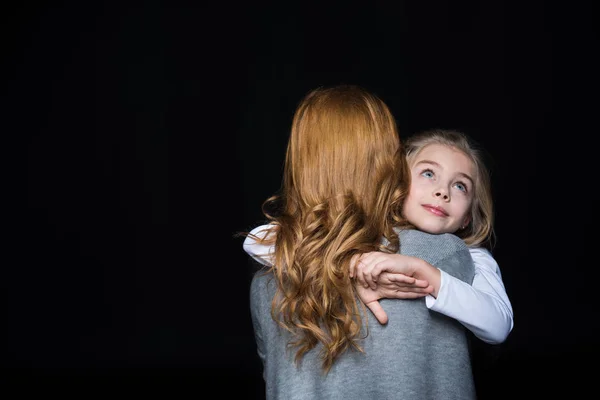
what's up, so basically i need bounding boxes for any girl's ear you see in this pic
[461,217,471,230]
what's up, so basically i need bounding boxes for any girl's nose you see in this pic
[435,190,449,201]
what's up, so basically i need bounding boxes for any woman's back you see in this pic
[250,229,476,400]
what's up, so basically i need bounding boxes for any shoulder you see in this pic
[468,246,493,259]
[250,267,271,291]
[468,246,501,274]
[398,228,467,251]
[250,268,276,304]
[395,229,469,266]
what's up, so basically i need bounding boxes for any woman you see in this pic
[247,85,477,399]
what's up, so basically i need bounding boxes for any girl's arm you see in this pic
[243,224,276,266]
[346,245,514,344]
[243,224,433,326]
[243,225,513,344]
[425,247,514,344]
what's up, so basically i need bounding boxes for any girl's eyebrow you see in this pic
[415,159,474,186]
[415,159,441,168]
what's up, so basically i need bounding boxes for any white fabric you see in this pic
[426,247,513,343]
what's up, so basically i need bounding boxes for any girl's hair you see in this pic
[253,85,410,373]
[404,129,495,249]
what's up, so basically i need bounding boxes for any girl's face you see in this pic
[403,144,475,235]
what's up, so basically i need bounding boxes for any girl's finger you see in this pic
[387,275,429,288]
[349,254,360,278]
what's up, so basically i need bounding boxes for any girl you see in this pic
[244,129,513,345]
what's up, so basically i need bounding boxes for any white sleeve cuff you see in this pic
[425,268,447,309]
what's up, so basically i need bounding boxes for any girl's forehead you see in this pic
[411,144,476,174]
[416,143,459,157]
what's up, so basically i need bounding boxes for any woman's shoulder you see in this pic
[395,229,469,264]
[250,268,276,300]
[397,228,467,249]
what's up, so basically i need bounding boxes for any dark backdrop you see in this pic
[9,1,598,398]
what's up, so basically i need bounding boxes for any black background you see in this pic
[9,1,598,398]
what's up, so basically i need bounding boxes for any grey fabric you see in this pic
[250,229,476,400]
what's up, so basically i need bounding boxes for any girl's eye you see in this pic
[454,182,468,193]
[421,169,434,179]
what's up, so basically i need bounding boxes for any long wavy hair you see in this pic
[404,128,495,249]
[252,85,410,373]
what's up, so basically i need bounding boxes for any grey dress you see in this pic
[250,229,476,400]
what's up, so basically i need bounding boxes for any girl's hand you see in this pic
[350,252,438,324]
[352,257,434,325]
[350,252,425,290]
[354,275,433,324]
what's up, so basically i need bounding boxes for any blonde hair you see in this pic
[405,129,495,249]
[253,85,409,373]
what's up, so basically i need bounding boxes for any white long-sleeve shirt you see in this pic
[243,224,514,344]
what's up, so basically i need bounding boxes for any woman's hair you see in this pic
[404,129,495,249]
[253,85,410,373]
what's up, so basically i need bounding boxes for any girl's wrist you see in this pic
[416,259,441,297]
